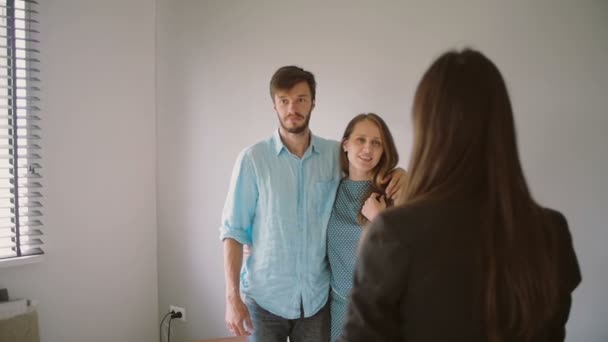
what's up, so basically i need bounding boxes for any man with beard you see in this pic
[220,66,405,342]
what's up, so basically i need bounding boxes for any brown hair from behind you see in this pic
[405,48,560,341]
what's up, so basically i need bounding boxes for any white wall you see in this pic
[0,1,158,342]
[1,1,604,340]
[155,0,608,341]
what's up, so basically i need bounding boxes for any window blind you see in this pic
[0,0,42,260]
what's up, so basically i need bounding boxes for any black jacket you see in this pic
[339,199,581,342]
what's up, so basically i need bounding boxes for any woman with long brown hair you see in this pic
[327,113,400,341]
[339,49,581,341]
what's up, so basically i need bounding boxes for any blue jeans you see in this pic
[244,296,330,342]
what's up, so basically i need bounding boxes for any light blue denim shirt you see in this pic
[220,129,341,319]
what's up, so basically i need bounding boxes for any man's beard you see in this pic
[279,111,311,134]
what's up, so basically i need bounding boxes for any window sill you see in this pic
[0,255,45,269]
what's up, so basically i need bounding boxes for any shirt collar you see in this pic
[272,128,320,156]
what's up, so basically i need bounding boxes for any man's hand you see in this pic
[223,239,252,336]
[362,193,387,221]
[382,168,408,202]
[225,295,253,336]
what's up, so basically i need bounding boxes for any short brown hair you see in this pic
[269,66,316,102]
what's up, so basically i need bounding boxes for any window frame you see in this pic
[0,0,43,266]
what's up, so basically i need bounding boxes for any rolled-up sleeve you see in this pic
[219,149,257,245]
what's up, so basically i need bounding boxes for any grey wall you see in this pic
[155,0,608,341]
[0,1,158,341]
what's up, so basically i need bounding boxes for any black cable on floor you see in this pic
[159,312,171,342]
[168,317,174,342]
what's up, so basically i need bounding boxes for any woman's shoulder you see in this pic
[540,207,575,243]
[383,198,475,224]
[369,198,475,243]
[540,207,582,291]
[542,207,566,224]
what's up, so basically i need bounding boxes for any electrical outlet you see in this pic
[170,305,186,322]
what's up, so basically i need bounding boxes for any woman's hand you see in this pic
[382,168,408,203]
[362,193,387,221]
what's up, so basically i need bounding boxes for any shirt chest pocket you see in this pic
[313,179,339,218]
